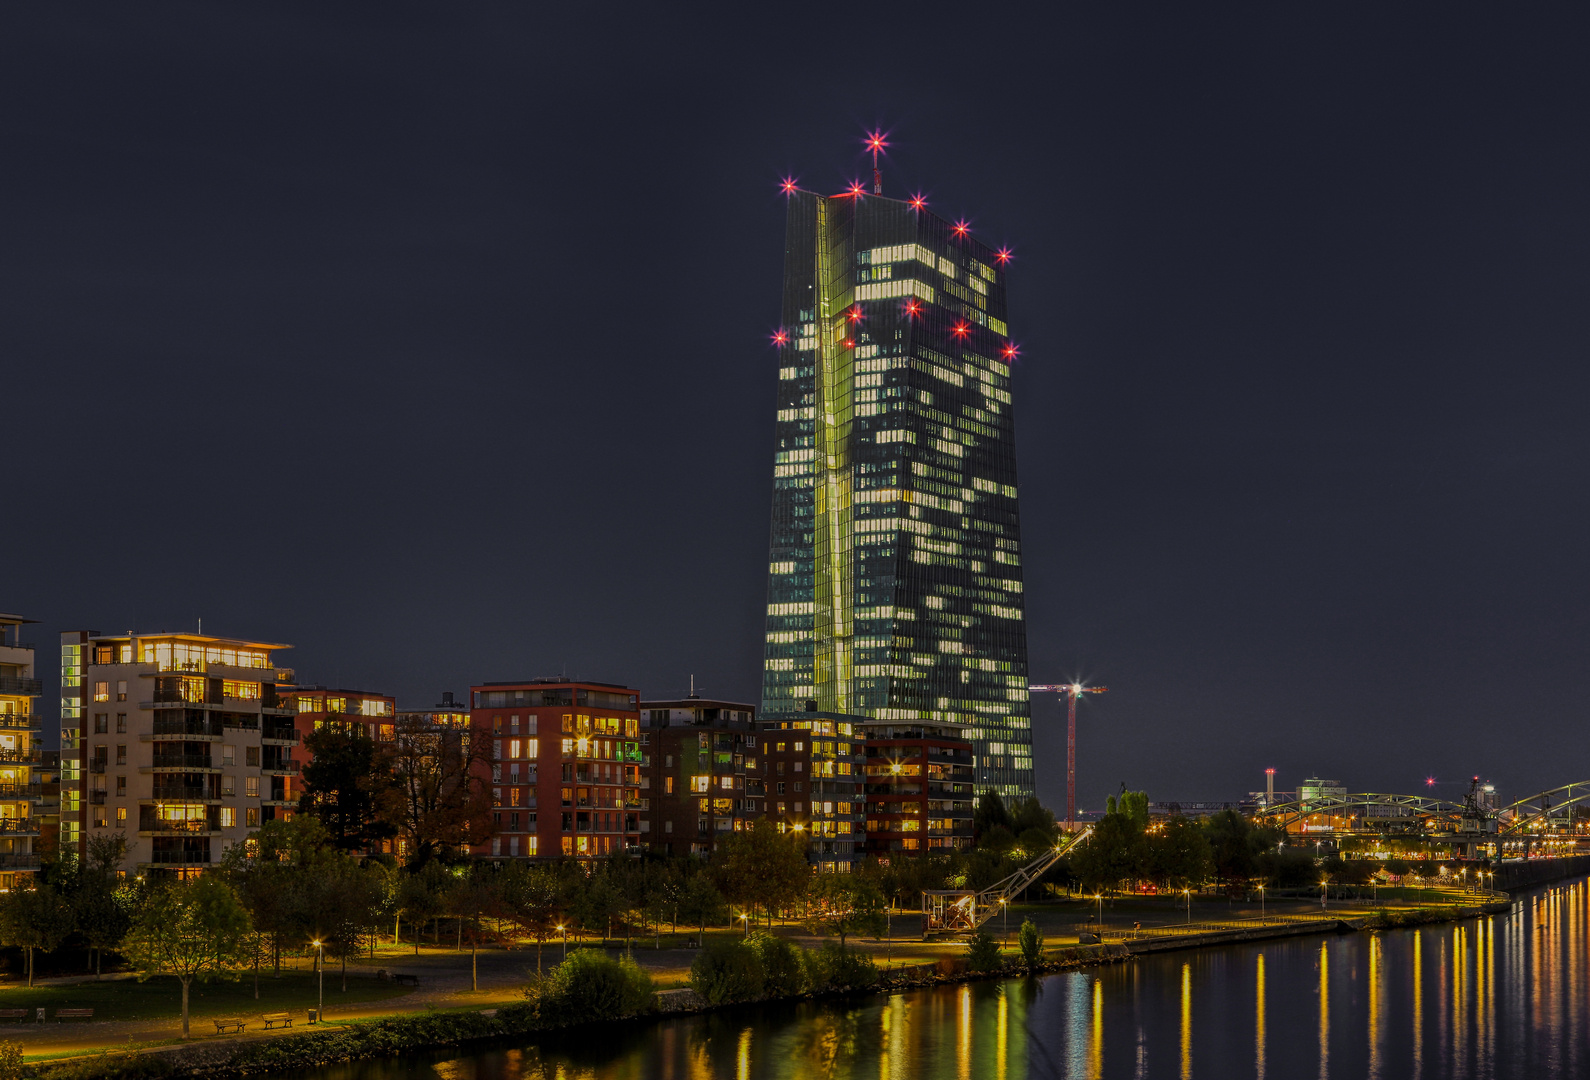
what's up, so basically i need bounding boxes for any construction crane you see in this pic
[1029,683,1108,831]
[921,827,1093,934]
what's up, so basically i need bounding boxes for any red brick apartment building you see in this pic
[470,679,641,859]
[640,697,760,857]
[861,718,976,856]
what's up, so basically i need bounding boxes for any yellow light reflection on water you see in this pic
[1255,952,1266,1080]
[1317,941,1329,1080]
[958,983,971,1080]
[1368,933,1381,1080]
[1180,962,1192,1080]
[1089,977,1103,1080]
[737,1026,751,1080]
[996,989,1007,1080]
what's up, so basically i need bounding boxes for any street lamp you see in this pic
[1183,888,1191,925]
[1258,884,1265,919]
[1000,897,1009,943]
[740,913,750,939]
[311,939,324,1024]
[1095,892,1103,931]
[557,924,567,959]
[1321,879,1329,909]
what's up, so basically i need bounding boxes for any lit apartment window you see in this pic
[116,681,127,702]
[220,807,235,828]
[222,776,235,796]
[245,777,259,798]
[245,808,259,827]
[665,777,674,794]
[93,682,109,703]
[115,807,126,823]
[93,812,106,828]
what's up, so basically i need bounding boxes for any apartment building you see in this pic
[0,614,42,887]
[759,707,866,872]
[66,631,295,871]
[282,685,397,743]
[859,718,975,856]
[640,697,761,857]
[470,679,641,860]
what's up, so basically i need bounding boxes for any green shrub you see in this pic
[528,948,654,1025]
[1018,918,1043,968]
[746,932,807,997]
[966,930,1002,972]
[689,938,765,1005]
[805,941,878,992]
[0,1041,19,1080]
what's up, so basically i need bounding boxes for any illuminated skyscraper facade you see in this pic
[760,189,1034,798]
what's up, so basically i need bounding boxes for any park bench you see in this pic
[262,1012,293,1029]
[213,1018,247,1035]
[0,1010,26,1021]
[55,1009,93,1021]
[391,973,420,987]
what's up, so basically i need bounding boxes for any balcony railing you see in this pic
[151,755,214,770]
[0,854,41,869]
[0,714,39,730]
[261,760,298,774]
[150,719,225,738]
[149,786,216,802]
[0,677,43,696]
[146,852,212,865]
[0,783,41,800]
[89,791,107,805]
[0,821,40,837]
[89,760,107,774]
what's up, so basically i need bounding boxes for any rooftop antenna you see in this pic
[865,129,888,195]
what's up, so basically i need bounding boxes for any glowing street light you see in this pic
[740,913,750,938]
[557,923,568,959]
[311,939,324,1023]
[1184,888,1192,925]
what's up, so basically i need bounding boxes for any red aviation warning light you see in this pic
[904,299,922,318]
[1001,343,1019,361]
[772,329,788,347]
[780,177,799,195]
[846,180,867,198]
[951,320,971,338]
[952,219,970,238]
[995,247,1013,264]
[846,305,864,324]
[909,192,927,211]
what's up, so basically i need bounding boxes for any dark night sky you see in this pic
[6,6,1589,812]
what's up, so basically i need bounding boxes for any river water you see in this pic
[283,875,1590,1080]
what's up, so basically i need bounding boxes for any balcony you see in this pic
[144,852,212,866]
[151,717,226,738]
[0,854,40,870]
[0,821,39,837]
[147,787,219,803]
[89,791,107,805]
[0,677,42,697]
[260,731,299,746]
[0,714,39,730]
[0,783,42,801]
[89,760,107,774]
[260,760,298,776]
[146,755,216,772]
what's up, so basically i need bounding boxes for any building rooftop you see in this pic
[88,631,291,650]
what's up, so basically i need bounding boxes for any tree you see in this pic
[1070,812,1147,892]
[1203,810,1263,888]
[689,938,764,1004]
[298,726,398,852]
[396,861,452,953]
[712,823,810,925]
[502,862,568,973]
[1018,917,1043,969]
[122,876,251,1038]
[300,858,384,992]
[965,929,1002,972]
[974,791,1014,840]
[803,874,887,948]
[220,816,346,975]
[373,713,497,870]
[0,884,74,986]
[678,872,727,939]
[1145,816,1213,891]
[449,864,510,991]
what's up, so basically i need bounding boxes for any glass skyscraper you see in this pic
[760,187,1034,799]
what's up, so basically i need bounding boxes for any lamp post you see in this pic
[1095,893,1103,932]
[1321,879,1328,909]
[557,924,567,959]
[740,913,750,939]
[1184,888,1191,925]
[1258,884,1265,920]
[312,939,324,1024]
[1000,898,1009,943]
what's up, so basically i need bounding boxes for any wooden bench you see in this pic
[0,1010,27,1021]
[391,973,419,987]
[213,1018,247,1035]
[55,1009,93,1021]
[262,1012,293,1029]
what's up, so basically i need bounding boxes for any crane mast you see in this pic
[1028,682,1108,831]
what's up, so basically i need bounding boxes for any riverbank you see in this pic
[6,890,1527,1079]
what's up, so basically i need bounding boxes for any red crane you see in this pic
[1028,683,1109,832]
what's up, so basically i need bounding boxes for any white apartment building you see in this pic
[65,631,296,872]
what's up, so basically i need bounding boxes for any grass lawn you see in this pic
[0,974,413,1023]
